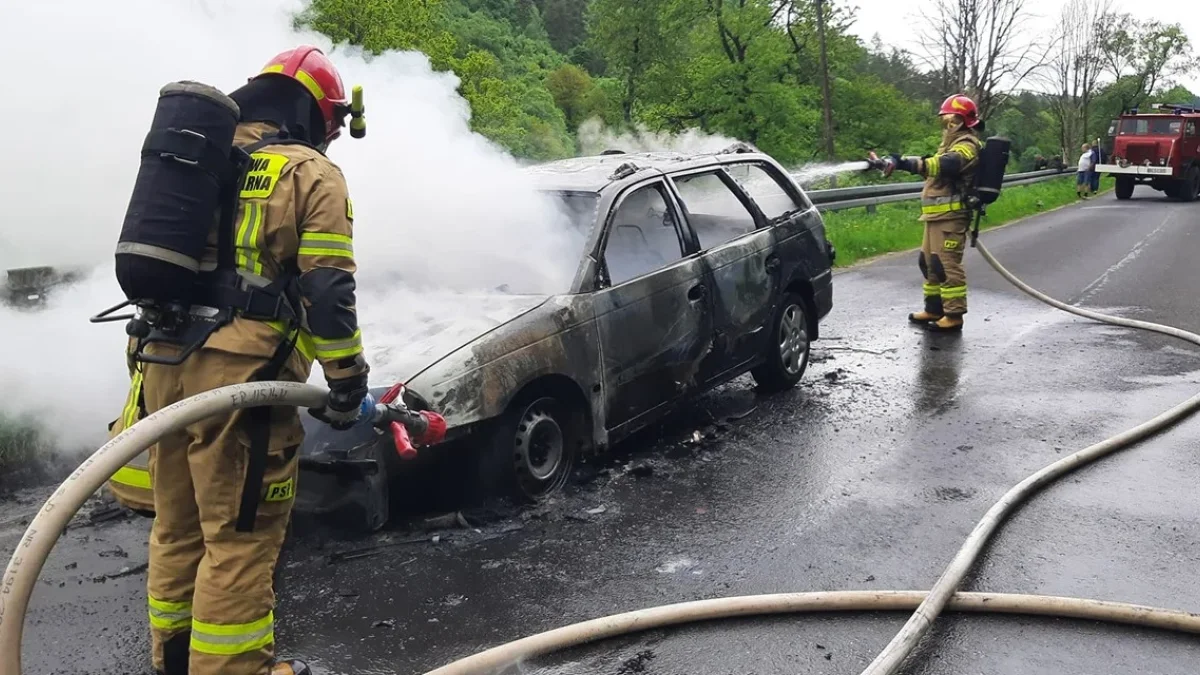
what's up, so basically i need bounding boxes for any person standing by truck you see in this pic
[1077,143,1094,199]
[1089,139,1103,194]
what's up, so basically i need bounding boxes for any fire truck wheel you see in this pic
[1182,166,1200,203]
[1114,176,1134,200]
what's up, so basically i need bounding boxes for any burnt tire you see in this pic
[479,393,581,503]
[1114,176,1134,200]
[751,292,812,393]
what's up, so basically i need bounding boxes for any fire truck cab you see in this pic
[1097,103,1200,202]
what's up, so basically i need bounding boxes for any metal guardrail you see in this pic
[800,168,1071,212]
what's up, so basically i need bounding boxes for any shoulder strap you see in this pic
[216,132,318,272]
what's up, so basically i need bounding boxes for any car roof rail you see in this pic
[718,141,756,154]
[600,149,626,155]
[609,162,641,180]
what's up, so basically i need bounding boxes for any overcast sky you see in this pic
[844,0,1200,94]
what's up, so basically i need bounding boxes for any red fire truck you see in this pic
[1096,103,1200,202]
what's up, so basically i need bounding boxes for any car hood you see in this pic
[311,289,552,387]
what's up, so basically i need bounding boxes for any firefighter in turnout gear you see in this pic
[137,46,369,675]
[868,94,984,332]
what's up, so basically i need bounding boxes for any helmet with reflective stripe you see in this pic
[938,94,980,128]
[255,45,348,143]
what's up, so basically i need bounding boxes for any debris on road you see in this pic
[420,512,472,531]
[617,650,657,674]
[91,562,148,583]
[326,534,432,564]
[627,463,654,478]
[824,368,848,382]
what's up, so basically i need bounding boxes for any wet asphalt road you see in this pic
[7,186,1200,674]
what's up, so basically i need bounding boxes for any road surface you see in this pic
[5,187,1200,674]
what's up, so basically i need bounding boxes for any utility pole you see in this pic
[815,0,838,186]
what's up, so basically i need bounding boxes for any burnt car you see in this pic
[106,145,836,530]
[293,145,836,529]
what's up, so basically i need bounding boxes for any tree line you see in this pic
[296,0,1198,171]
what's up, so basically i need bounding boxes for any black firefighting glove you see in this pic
[310,371,370,431]
[866,151,900,178]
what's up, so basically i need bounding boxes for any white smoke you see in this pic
[577,117,744,156]
[0,0,585,450]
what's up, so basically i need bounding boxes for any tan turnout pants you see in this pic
[919,217,969,317]
[141,344,310,675]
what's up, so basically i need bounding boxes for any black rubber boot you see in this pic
[271,659,312,675]
[155,631,190,675]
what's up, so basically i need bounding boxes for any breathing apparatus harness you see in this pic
[966,135,1011,247]
[91,81,367,368]
[91,78,367,532]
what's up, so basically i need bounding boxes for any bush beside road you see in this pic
[825,175,1114,268]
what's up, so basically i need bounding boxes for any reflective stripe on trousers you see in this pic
[190,613,275,656]
[941,285,968,300]
[149,596,193,632]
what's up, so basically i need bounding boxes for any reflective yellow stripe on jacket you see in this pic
[111,369,154,490]
[236,201,266,276]
[121,369,144,429]
[312,329,363,360]
[112,465,152,489]
[191,612,275,656]
[920,195,966,216]
[925,140,979,180]
[265,321,317,362]
[298,232,354,259]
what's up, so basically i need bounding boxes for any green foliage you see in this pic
[298,0,574,159]
[296,0,457,67]
[293,0,1196,175]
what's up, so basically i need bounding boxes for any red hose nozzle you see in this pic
[418,411,447,445]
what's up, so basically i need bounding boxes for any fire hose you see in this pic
[0,382,444,675]
[5,236,1200,675]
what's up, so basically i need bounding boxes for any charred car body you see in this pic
[110,145,836,530]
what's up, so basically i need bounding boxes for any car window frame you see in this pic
[592,177,694,291]
[664,165,769,253]
[719,159,813,224]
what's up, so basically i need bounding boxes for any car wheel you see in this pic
[1114,176,1134,200]
[751,292,812,393]
[480,394,580,503]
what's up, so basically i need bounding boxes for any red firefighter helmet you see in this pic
[255,45,348,143]
[938,94,980,128]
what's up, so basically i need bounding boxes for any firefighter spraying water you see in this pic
[865,94,1011,333]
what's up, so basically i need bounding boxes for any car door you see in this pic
[667,164,783,377]
[592,178,714,431]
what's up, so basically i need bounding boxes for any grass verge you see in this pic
[824,175,1113,268]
